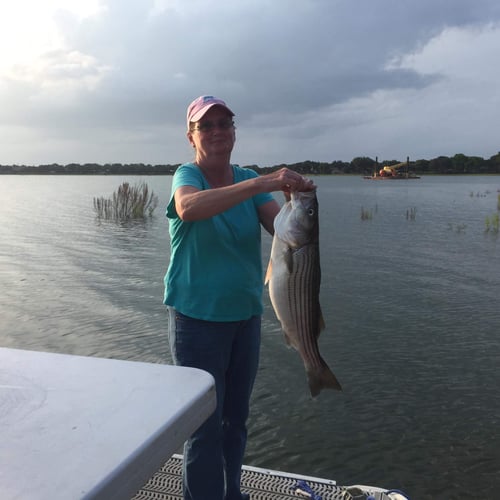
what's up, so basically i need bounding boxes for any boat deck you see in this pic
[132,454,390,500]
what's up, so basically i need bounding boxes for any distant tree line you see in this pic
[0,163,180,175]
[1,152,500,175]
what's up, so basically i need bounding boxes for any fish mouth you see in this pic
[274,191,318,248]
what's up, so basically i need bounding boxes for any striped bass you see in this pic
[265,190,342,396]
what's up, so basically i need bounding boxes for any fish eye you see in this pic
[308,209,315,216]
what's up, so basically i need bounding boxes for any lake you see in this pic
[1,174,499,499]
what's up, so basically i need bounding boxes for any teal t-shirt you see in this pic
[163,163,274,321]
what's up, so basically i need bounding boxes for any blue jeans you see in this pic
[167,307,260,500]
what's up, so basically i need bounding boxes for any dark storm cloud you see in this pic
[1,0,500,163]
[52,0,500,122]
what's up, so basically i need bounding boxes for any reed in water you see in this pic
[93,182,158,220]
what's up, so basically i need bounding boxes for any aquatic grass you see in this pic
[484,194,500,234]
[360,206,373,220]
[406,207,417,220]
[485,213,499,234]
[93,182,158,220]
[447,222,467,233]
[470,191,489,198]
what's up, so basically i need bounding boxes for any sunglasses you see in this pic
[192,119,235,133]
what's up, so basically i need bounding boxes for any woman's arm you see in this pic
[174,168,314,222]
[174,178,262,221]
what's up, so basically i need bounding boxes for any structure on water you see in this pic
[363,157,420,180]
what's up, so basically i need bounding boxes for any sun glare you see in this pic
[0,0,103,74]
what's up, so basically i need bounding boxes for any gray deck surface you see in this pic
[132,455,386,500]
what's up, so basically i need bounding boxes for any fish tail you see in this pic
[307,363,342,397]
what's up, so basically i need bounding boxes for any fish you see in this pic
[265,190,342,397]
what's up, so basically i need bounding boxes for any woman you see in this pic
[164,95,314,500]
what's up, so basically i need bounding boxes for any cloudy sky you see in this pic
[1,0,499,167]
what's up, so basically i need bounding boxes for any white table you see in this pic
[0,347,216,500]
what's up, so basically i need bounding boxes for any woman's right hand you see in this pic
[263,167,316,194]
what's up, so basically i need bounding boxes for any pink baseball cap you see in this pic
[186,95,234,129]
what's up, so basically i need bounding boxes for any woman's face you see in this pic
[187,106,235,160]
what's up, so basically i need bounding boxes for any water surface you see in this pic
[1,174,499,499]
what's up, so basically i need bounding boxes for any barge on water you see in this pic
[364,157,420,180]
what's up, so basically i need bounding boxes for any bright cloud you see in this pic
[0,1,104,71]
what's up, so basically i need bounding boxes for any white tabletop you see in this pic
[0,348,216,500]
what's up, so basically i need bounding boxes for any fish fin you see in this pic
[284,247,294,273]
[282,329,302,350]
[282,330,293,347]
[312,307,326,340]
[264,259,272,285]
[317,307,326,335]
[307,362,342,397]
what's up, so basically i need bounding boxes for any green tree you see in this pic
[429,156,452,174]
[350,156,376,174]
